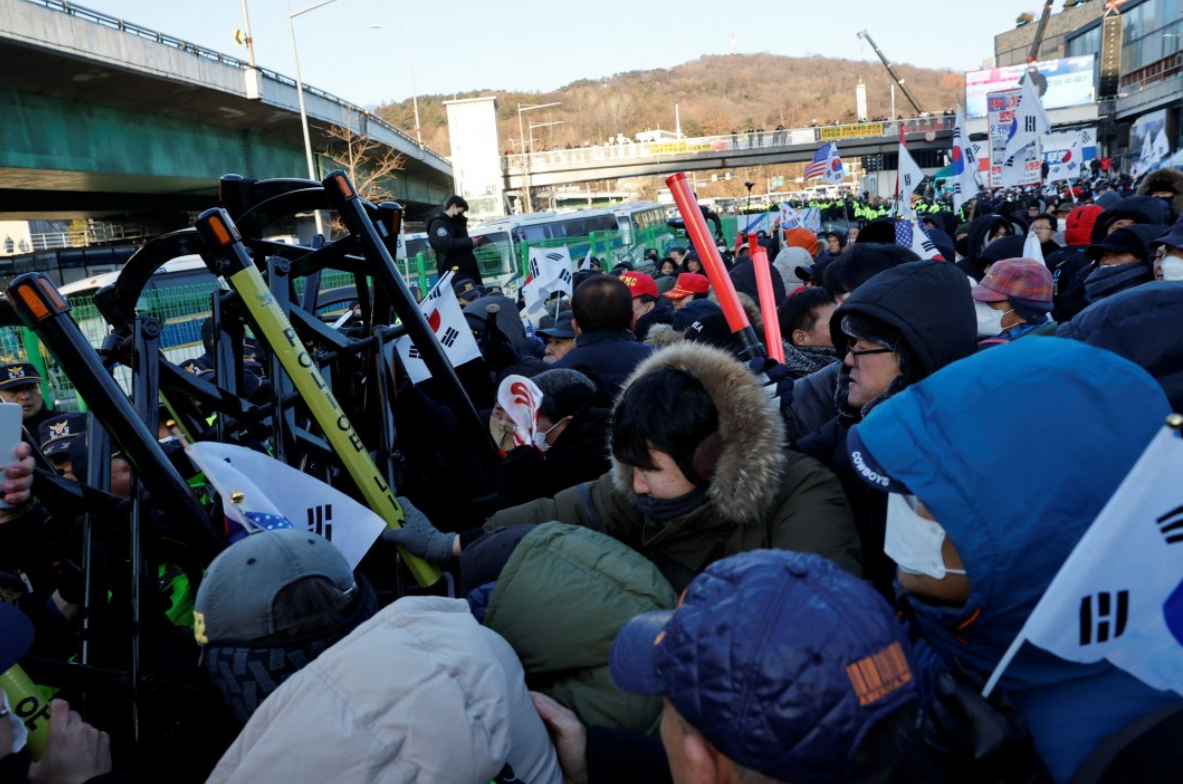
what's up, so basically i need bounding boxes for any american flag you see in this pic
[894,218,945,261]
[804,143,835,180]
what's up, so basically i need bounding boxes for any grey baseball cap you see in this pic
[194,530,356,644]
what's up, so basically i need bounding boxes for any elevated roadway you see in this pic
[0,0,452,219]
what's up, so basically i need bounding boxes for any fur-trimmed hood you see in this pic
[1137,167,1183,220]
[609,342,787,526]
[644,322,685,349]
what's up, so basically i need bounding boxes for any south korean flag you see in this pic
[391,270,483,385]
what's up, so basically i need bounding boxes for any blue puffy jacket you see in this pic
[855,338,1182,783]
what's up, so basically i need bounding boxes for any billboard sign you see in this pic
[965,56,1096,119]
[819,123,885,141]
[1130,109,1168,156]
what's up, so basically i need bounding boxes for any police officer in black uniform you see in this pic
[426,195,487,285]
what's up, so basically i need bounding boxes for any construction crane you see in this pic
[1027,1,1055,63]
[857,29,923,115]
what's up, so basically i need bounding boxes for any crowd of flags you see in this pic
[801,64,1174,221]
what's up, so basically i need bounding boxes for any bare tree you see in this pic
[319,116,406,203]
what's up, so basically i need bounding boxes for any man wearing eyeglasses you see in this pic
[1030,213,1061,263]
[797,260,978,597]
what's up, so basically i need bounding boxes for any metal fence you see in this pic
[2,225,678,413]
[0,268,370,412]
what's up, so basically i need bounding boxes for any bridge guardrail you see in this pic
[22,0,446,166]
[504,116,955,173]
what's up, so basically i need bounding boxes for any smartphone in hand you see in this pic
[0,402,24,509]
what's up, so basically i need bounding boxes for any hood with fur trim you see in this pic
[1137,167,1183,220]
[610,342,787,526]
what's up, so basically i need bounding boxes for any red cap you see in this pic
[663,273,711,300]
[620,271,658,299]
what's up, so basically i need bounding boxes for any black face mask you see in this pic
[634,486,709,523]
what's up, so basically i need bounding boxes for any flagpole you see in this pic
[982,632,1028,698]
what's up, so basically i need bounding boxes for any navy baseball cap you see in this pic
[0,602,33,672]
[537,310,576,340]
[0,363,41,390]
[38,412,88,459]
[846,426,912,494]
[610,550,918,784]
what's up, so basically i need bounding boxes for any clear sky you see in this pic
[77,0,1054,106]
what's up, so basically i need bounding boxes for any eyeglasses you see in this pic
[846,345,895,360]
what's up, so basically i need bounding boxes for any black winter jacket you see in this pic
[426,211,481,283]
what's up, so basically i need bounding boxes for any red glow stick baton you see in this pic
[666,173,765,359]
[752,248,785,363]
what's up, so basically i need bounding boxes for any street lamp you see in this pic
[528,120,565,155]
[518,102,561,213]
[404,23,423,148]
[288,0,341,236]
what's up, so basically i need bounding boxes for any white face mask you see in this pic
[885,494,966,580]
[2,691,28,755]
[1162,256,1183,282]
[974,300,1010,338]
[532,420,563,453]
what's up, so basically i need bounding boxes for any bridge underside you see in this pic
[0,38,450,220]
[505,133,953,189]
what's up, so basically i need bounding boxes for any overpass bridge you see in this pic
[503,117,957,191]
[0,0,453,221]
[502,100,1108,197]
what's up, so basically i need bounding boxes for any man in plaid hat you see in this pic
[971,257,1054,343]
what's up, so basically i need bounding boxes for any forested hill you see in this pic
[376,53,966,156]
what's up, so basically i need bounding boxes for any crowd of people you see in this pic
[1,161,1182,784]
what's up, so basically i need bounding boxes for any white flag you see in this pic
[1132,133,1154,180]
[779,202,803,231]
[187,442,387,569]
[1048,134,1083,184]
[1151,128,1171,164]
[1023,227,1045,267]
[1000,426,1183,696]
[579,244,594,272]
[496,374,543,449]
[952,104,980,215]
[392,270,483,386]
[822,143,845,185]
[523,246,574,318]
[802,207,822,233]
[1002,75,1051,163]
[897,130,924,220]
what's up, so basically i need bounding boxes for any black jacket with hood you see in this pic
[1136,168,1183,222]
[1056,281,1183,412]
[426,210,482,283]
[956,214,1027,280]
[797,261,978,596]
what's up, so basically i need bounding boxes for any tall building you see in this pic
[991,0,1181,171]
